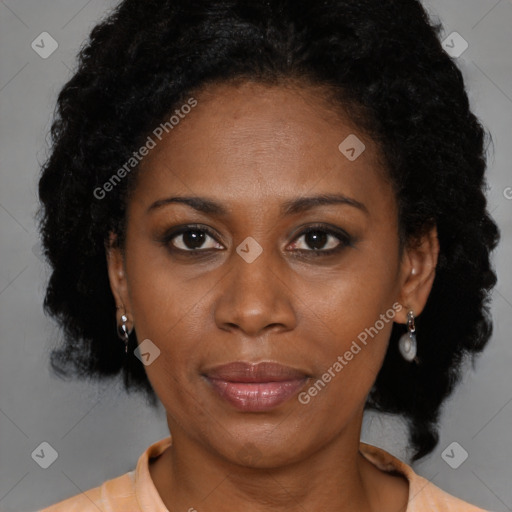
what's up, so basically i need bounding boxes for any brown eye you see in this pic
[289,225,354,255]
[163,225,224,252]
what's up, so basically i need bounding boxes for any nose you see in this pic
[214,246,297,337]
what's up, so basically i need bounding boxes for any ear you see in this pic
[105,231,134,324]
[395,224,440,324]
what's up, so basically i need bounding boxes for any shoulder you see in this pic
[36,471,137,512]
[407,473,491,511]
[35,436,173,512]
[359,442,492,512]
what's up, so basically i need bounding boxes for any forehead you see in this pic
[131,81,393,217]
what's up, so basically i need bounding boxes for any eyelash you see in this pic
[160,223,355,258]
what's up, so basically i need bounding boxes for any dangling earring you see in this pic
[117,306,133,354]
[398,310,419,363]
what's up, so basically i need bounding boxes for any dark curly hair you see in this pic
[36,0,499,461]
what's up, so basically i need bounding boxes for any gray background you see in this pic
[0,1,511,511]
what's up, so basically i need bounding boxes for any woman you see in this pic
[35,0,500,510]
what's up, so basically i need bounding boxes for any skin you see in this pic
[106,80,439,512]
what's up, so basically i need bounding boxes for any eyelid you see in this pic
[288,224,355,253]
[162,224,223,251]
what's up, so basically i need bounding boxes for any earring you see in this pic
[116,306,133,354]
[398,310,418,363]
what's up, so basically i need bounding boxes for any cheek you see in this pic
[293,283,398,434]
[123,244,232,418]
[294,246,401,401]
[300,237,399,338]
[302,283,395,387]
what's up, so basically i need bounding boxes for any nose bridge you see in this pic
[234,241,277,301]
[214,240,295,335]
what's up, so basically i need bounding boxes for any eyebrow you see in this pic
[146,193,368,216]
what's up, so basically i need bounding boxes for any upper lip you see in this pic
[203,361,309,382]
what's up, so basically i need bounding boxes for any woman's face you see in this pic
[107,81,436,467]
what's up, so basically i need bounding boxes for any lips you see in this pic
[203,361,309,412]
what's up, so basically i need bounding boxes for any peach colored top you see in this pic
[37,436,490,512]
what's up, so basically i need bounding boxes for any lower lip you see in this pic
[205,377,308,412]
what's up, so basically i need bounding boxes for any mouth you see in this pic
[202,361,310,412]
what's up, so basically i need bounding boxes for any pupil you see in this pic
[183,230,205,249]
[306,231,327,250]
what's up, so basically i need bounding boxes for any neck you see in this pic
[148,412,407,512]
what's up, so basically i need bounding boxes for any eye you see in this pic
[163,225,224,252]
[160,223,354,257]
[288,225,354,255]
